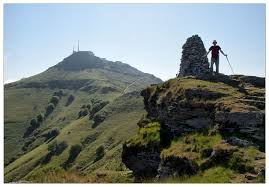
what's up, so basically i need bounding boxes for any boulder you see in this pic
[157,155,199,179]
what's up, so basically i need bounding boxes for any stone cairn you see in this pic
[178,35,210,77]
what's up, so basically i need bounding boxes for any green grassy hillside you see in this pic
[4,51,162,183]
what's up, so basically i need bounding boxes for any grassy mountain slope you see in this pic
[4,51,162,182]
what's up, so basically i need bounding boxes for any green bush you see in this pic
[43,129,60,142]
[227,151,254,173]
[94,145,105,162]
[62,144,82,169]
[37,114,44,123]
[53,90,64,97]
[22,137,36,151]
[126,122,161,148]
[81,133,98,146]
[65,94,75,106]
[30,118,39,128]
[23,118,40,137]
[89,101,109,118]
[137,114,152,128]
[48,141,68,156]
[78,108,88,118]
[50,96,60,106]
[41,141,68,164]
[92,112,107,128]
[45,103,55,117]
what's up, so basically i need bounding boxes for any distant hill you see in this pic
[4,51,162,182]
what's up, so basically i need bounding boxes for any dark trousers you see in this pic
[210,56,219,74]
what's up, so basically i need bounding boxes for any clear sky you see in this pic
[4,3,265,82]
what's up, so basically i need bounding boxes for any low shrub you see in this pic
[37,114,44,123]
[92,112,107,128]
[89,101,109,118]
[65,94,75,106]
[94,145,105,162]
[23,118,41,137]
[50,96,60,106]
[43,129,60,142]
[41,141,68,164]
[78,108,88,118]
[81,133,99,146]
[30,118,39,128]
[53,90,64,97]
[45,103,55,117]
[62,144,82,169]
[48,141,68,156]
[126,122,161,148]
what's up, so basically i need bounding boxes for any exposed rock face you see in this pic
[122,74,265,182]
[215,111,265,146]
[225,136,255,147]
[122,145,160,180]
[157,156,199,178]
[178,35,209,77]
[141,75,265,148]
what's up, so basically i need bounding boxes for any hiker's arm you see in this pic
[220,49,227,56]
[204,49,211,57]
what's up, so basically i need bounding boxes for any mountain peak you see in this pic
[51,50,157,78]
[53,50,105,71]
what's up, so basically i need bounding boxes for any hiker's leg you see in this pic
[216,57,219,74]
[210,57,214,73]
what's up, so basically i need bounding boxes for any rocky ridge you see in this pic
[122,35,265,183]
[122,74,265,183]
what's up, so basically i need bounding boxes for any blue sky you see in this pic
[4,3,265,82]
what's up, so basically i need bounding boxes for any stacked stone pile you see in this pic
[179,35,209,77]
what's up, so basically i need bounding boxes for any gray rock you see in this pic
[225,136,255,147]
[157,156,198,179]
[215,111,265,146]
[121,145,160,180]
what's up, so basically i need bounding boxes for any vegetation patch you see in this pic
[42,129,60,142]
[41,141,68,164]
[45,103,55,117]
[65,94,75,106]
[125,122,160,148]
[92,112,107,128]
[50,96,60,106]
[62,144,82,169]
[161,133,222,163]
[81,133,99,146]
[23,118,41,137]
[94,145,105,162]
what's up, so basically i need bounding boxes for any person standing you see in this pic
[205,40,227,74]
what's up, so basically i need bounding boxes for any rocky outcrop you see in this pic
[121,122,161,180]
[157,156,199,178]
[122,35,264,183]
[215,111,265,147]
[225,136,255,147]
[141,75,265,148]
[122,74,265,182]
[122,145,160,180]
[178,35,209,77]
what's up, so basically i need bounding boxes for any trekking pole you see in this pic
[225,56,235,75]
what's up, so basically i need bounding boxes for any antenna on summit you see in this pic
[78,40,80,52]
[73,44,75,54]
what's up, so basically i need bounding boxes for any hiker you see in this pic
[204,40,227,74]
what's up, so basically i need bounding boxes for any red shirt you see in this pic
[209,45,221,58]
